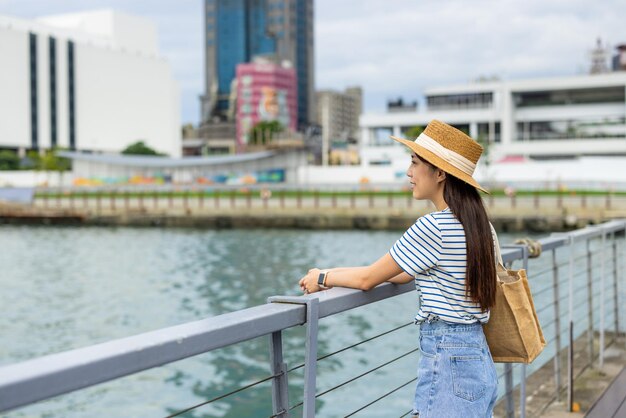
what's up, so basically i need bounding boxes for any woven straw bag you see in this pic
[483,226,546,363]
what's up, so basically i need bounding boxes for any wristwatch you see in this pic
[317,270,329,289]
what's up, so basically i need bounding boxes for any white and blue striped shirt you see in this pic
[389,208,490,324]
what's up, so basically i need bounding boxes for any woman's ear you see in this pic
[436,169,447,184]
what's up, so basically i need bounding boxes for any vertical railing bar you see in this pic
[303,299,319,418]
[551,248,562,401]
[599,229,606,369]
[519,245,529,418]
[620,222,626,345]
[586,239,594,367]
[612,231,619,337]
[269,331,290,418]
[504,363,514,418]
[567,234,574,412]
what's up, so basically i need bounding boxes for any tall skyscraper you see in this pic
[201,0,314,131]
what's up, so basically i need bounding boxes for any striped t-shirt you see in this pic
[389,207,490,324]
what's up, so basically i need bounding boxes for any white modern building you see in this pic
[0,10,181,157]
[360,72,626,167]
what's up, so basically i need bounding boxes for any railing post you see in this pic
[612,231,619,338]
[504,364,515,418]
[567,234,575,412]
[269,331,290,418]
[268,295,320,418]
[551,248,562,400]
[586,239,594,366]
[599,228,606,369]
[502,244,529,418]
[520,246,529,418]
[622,223,626,337]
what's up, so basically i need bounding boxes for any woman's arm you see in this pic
[299,253,404,293]
[387,272,413,284]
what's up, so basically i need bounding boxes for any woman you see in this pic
[298,120,499,418]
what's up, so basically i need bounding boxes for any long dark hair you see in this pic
[416,155,496,311]
[444,175,496,311]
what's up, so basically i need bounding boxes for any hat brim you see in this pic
[390,135,490,194]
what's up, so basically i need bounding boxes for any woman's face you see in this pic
[406,153,443,200]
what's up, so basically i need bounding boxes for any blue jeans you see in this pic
[412,320,498,418]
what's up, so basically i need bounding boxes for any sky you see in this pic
[1,0,624,125]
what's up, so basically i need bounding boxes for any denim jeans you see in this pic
[412,320,498,418]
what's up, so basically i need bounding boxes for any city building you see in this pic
[0,10,181,157]
[316,87,362,165]
[613,44,626,72]
[200,0,314,132]
[359,72,626,169]
[235,60,297,149]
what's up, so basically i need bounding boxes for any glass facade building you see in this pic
[202,0,314,130]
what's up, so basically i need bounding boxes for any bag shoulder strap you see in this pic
[489,222,506,270]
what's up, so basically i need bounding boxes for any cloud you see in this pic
[316,0,625,111]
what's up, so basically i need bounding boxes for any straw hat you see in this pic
[390,119,488,193]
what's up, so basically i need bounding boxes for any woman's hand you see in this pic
[299,268,322,294]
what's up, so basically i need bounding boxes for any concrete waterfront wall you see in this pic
[2,192,626,231]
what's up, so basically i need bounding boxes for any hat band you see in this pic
[414,133,476,176]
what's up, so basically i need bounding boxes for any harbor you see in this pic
[0,221,625,417]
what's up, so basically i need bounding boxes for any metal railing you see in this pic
[0,220,624,417]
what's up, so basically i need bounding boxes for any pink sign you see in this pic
[235,62,298,150]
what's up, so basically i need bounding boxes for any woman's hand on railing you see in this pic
[299,268,324,294]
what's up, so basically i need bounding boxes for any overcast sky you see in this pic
[1,0,624,125]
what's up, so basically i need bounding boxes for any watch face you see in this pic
[318,272,326,286]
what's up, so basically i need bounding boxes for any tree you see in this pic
[122,141,164,156]
[40,149,72,171]
[22,150,42,170]
[0,150,19,170]
[403,125,424,139]
[249,121,283,145]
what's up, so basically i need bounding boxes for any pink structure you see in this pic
[235,61,298,150]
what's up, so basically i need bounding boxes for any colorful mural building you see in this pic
[235,61,298,150]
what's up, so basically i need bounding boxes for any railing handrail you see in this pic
[0,219,624,413]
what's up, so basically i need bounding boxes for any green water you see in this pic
[0,226,615,417]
